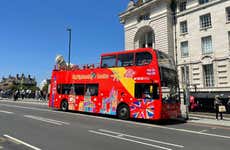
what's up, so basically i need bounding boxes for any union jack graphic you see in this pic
[146,69,156,76]
[130,99,155,119]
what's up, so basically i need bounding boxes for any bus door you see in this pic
[161,85,180,119]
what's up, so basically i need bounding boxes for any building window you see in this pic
[203,64,214,87]
[137,0,151,6]
[180,21,188,34]
[201,36,212,54]
[181,66,189,84]
[200,13,212,29]
[181,41,189,57]
[138,14,150,22]
[179,1,187,12]
[199,0,209,5]
[226,7,230,22]
[139,31,154,48]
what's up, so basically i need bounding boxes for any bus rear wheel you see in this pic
[61,100,68,111]
[117,104,130,120]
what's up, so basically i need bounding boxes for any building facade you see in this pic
[119,0,175,56]
[0,74,37,91]
[176,0,230,104]
[120,0,230,110]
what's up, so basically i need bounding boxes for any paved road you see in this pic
[0,100,230,150]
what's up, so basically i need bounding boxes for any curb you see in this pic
[0,99,48,105]
[190,114,230,121]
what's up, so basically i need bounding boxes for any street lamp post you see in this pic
[184,65,190,120]
[67,28,72,69]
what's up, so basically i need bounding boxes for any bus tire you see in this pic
[60,100,68,111]
[117,104,130,120]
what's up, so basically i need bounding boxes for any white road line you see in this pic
[99,129,184,148]
[3,134,41,150]
[1,103,230,139]
[199,130,207,133]
[0,100,47,105]
[0,104,49,112]
[89,130,172,150]
[24,115,70,126]
[0,110,14,114]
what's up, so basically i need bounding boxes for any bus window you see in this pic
[135,83,159,99]
[57,84,61,94]
[117,53,134,67]
[157,51,179,103]
[135,52,152,66]
[69,85,75,95]
[101,55,116,68]
[85,84,98,96]
[74,84,84,95]
[157,51,176,70]
[57,84,71,95]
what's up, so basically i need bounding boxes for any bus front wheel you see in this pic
[117,104,130,120]
[61,100,68,111]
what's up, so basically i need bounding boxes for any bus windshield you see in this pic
[157,51,179,103]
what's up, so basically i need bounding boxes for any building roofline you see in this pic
[119,0,170,23]
[176,0,226,17]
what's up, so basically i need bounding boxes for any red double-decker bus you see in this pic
[49,48,181,120]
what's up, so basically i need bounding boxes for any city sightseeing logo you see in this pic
[125,69,135,78]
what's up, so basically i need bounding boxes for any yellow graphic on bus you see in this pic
[109,67,135,97]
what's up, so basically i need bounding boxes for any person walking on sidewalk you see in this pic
[214,95,223,120]
[227,98,230,113]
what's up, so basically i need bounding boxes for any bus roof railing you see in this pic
[54,63,101,71]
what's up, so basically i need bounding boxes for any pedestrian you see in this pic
[227,98,230,113]
[214,95,224,120]
[35,90,39,100]
[0,90,3,98]
[21,89,25,100]
[13,90,19,101]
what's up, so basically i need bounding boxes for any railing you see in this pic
[54,63,101,71]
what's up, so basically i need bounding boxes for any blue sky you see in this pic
[0,0,129,85]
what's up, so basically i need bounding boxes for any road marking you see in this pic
[98,129,184,148]
[190,114,230,121]
[199,130,207,133]
[1,103,230,139]
[187,122,230,130]
[3,134,41,150]
[0,104,49,112]
[0,110,14,114]
[24,115,70,126]
[0,100,47,105]
[89,130,173,150]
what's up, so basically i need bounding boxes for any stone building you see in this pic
[119,0,230,110]
[0,74,37,91]
[119,0,175,57]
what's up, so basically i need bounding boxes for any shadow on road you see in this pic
[56,109,187,126]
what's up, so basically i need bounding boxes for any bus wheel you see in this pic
[61,100,68,111]
[117,104,130,120]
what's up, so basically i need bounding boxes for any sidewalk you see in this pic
[190,111,230,118]
[0,98,48,105]
[189,112,230,127]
